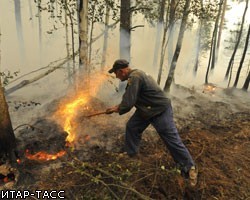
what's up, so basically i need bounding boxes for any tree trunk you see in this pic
[101,3,111,70]
[28,0,34,26]
[78,0,89,69]
[37,0,43,63]
[194,0,204,75]
[0,78,17,163]
[157,0,175,85]
[225,0,248,79]
[210,0,223,71]
[193,19,203,75]
[64,0,73,85]
[153,0,166,67]
[120,0,131,61]
[205,0,223,84]
[242,68,250,91]
[164,0,191,92]
[88,1,98,63]
[167,0,176,66]
[216,0,227,51]
[234,24,250,87]
[14,0,26,63]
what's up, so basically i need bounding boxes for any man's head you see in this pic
[108,59,131,81]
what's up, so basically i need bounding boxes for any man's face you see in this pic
[114,69,127,81]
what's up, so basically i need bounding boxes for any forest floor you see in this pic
[1,83,250,200]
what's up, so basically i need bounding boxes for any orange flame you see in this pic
[56,95,89,144]
[25,149,66,161]
[25,72,109,162]
[52,73,108,146]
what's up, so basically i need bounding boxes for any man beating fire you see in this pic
[106,59,198,187]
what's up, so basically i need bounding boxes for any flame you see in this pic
[25,72,108,162]
[56,95,89,144]
[25,149,66,161]
[52,72,107,146]
[203,84,216,93]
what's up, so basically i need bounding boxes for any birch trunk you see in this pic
[164,0,191,92]
[101,4,111,70]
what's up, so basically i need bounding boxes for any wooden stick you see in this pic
[85,111,107,118]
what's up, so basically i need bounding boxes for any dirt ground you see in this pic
[1,84,250,199]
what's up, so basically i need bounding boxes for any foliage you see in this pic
[134,0,159,26]
[89,0,119,24]
[0,71,20,86]
[33,0,119,34]
[134,0,219,28]
[224,22,248,51]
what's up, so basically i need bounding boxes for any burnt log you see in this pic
[0,82,17,165]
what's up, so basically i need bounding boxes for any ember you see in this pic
[0,173,15,184]
[203,84,217,94]
[16,158,21,164]
[25,149,66,161]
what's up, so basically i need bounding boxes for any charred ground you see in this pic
[3,85,250,199]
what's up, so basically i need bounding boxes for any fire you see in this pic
[53,72,107,146]
[25,149,66,161]
[203,84,216,94]
[25,72,108,162]
[57,95,89,144]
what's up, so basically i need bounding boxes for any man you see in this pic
[106,59,198,186]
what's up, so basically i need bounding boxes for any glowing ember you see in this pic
[203,84,217,93]
[25,149,66,161]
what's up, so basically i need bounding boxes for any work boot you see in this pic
[188,166,198,187]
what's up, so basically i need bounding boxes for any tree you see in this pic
[205,0,223,83]
[14,0,26,63]
[210,0,223,71]
[37,0,43,62]
[78,0,88,70]
[120,0,131,60]
[224,0,248,80]
[242,67,250,91]
[0,28,17,165]
[163,0,191,92]
[193,0,204,75]
[216,0,227,51]
[101,0,111,70]
[234,24,250,88]
[157,0,176,85]
[0,79,17,164]
[152,0,166,67]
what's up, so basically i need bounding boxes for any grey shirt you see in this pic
[118,69,171,119]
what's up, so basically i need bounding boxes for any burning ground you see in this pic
[2,84,250,199]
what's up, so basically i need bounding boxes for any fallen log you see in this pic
[5,66,62,95]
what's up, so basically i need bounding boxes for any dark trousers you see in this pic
[125,105,195,172]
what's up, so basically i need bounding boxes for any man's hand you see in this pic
[106,105,119,114]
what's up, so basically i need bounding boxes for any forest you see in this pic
[0,0,250,199]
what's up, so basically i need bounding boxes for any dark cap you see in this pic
[108,59,129,73]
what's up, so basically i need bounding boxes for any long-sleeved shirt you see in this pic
[118,69,171,119]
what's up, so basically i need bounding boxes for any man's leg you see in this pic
[125,111,150,156]
[150,106,195,173]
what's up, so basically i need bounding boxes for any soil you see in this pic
[1,84,250,200]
